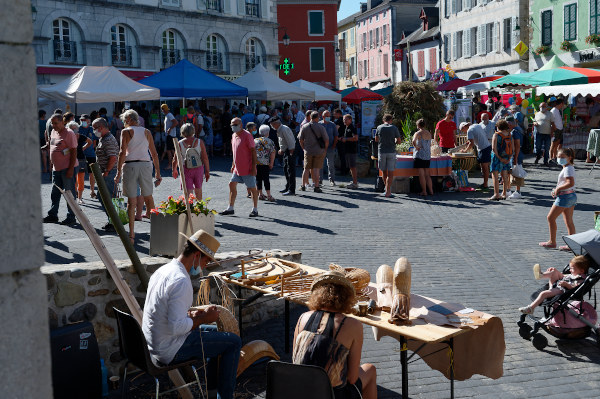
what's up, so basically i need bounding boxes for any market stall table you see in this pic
[385,154,453,177]
[216,258,504,399]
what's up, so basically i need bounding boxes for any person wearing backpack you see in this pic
[172,123,210,200]
[489,119,514,200]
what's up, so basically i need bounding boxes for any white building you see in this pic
[439,0,529,79]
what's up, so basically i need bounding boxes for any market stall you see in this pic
[290,79,341,102]
[233,64,314,101]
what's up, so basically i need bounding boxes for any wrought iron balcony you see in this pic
[162,48,181,69]
[53,40,78,63]
[245,2,259,17]
[206,52,224,72]
[207,0,222,12]
[245,55,261,71]
[111,45,133,66]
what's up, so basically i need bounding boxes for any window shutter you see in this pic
[224,0,231,13]
[238,0,245,15]
[261,0,268,19]
[429,48,436,73]
[418,51,424,77]
[476,26,482,55]
[452,0,457,14]
[452,32,457,60]
[383,53,389,76]
[463,30,469,57]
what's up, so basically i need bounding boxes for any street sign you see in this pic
[514,41,528,57]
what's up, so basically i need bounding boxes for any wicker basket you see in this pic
[192,305,240,336]
[329,264,370,292]
[237,340,280,377]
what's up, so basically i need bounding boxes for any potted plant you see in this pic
[149,195,217,257]
[396,114,416,154]
[534,45,550,55]
[560,41,574,51]
[586,34,600,46]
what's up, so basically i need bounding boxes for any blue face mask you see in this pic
[324,117,331,122]
[189,255,202,276]
[557,157,568,166]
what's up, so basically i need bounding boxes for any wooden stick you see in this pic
[241,259,246,278]
[59,188,193,399]
[173,137,195,235]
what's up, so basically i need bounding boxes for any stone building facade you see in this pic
[32,0,279,85]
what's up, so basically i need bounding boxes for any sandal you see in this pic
[538,241,556,248]
[489,195,501,201]
[558,245,570,252]
[90,191,97,199]
[259,194,267,201]
[267,195,276,202]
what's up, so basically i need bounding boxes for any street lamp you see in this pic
[280,28,290,46]
[31,6,37,22]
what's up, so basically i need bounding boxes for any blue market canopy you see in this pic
[139,59,248,98]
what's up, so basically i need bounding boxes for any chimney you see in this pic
[360,3,367,13]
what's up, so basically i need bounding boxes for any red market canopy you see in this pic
[342,88,383,104]
[436,78,468,91]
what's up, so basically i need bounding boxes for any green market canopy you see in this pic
[490,67,600,89]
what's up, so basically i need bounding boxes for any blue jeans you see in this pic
[171,325,241,399]
[534,128,551,164]
[99,168,118,222]
[49,169,76,220]
[321,150,336,181]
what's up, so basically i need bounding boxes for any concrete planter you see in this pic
[149,213,215,257]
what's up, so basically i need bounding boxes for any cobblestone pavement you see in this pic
[43,154,600,398]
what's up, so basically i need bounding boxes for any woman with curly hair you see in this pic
[293,271,377,399]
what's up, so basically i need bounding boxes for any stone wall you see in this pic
[42,250,301,376]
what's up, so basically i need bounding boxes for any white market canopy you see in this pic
[39,66,160,103]
[536,83,600,97]
[291,79,341,102]
[233,64,314,101]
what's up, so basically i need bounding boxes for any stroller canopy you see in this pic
[563,230,600,265]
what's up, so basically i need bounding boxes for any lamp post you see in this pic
[31,6,37,22]
[279,27,290,46]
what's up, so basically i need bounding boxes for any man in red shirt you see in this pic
[220,118,259,217]
[434,110,457,152]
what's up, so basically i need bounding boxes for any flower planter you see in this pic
[149,213,215,257]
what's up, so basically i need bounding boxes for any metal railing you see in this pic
[161,48,181,68]
[206,52,224,72]
[111,45,133,66]
[245,2,259,17]
[53,40,78,63]
[207,0,221,11]
[245,55,261,71]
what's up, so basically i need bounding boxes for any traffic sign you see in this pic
[514,41,529,57]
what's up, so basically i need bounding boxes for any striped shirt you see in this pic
[96,133,119,172]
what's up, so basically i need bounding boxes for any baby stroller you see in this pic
[518,229,600,350]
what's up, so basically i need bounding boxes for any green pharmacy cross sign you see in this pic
[279,58,294,76]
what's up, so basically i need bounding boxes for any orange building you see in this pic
[276,0,340,89]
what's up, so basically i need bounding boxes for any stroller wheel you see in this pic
[519,324,532,340]
[532,333,548,350]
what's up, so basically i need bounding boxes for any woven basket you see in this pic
[192,305,240,336]
[237,340,280,377]
[329,264,370,292]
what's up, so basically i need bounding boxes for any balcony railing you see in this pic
[111,45,133,66]
[53,40,78,63]
[245,55,261,71]
[206,52,224,72]
[245,2,259,17]
[207,0,222,11]
[162,48,181,69]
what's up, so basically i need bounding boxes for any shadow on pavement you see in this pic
[263,217,336,235]
[217,221,278,236]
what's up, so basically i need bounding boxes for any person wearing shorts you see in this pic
[460,121,492,190]
[219,118,259,217]
[549,98,565,163]
[298,111,328,193]
[341,114,359,189]
[412,119,433,196]
[173,123,210,200]
[376,114,401,197]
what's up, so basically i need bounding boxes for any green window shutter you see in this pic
[592,0,600,35]
[564,4,576,41]
[309,11,324,35]
[542,10,552,46]
[310,48,324,71]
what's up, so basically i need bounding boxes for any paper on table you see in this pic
[458,308,475,314]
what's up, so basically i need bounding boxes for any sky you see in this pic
[338,0,361,22]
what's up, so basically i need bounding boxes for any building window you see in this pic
[369,30,373,48]
[503,18,512,52]
[362,32,367,51]
[162,0,180,5]
[309,48,325,72]
[564,4,576,41]
[470,27,477,56]
[376,13,379,21]
[363,59,368,78]
[342,32,348,49]
[162,29,183,68]
[455,0,462,13]
[206,35,225,72]
[110,25,134,66]
[541,10,552,46]
[444,34,450,63]
[53,18,78,63]
[592,0,600,35]
[245,37,263,71]
[370,57,373,77]
[417,51,425,77]
[456,31,463,59]
[377,54,381,76]
[383,25,388,44]
[206,0,222,11]
[375,27,380,47]
[350,28,355,47]
[358,61,362,80]
[429,48,437,74]
[245,0,260,17]
[445,0,450,18]
[308,10,324,35]
[486,23,494,52]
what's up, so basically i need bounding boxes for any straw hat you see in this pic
[311,271,355,295]
[161,103,170,112]
[179,230,220,261]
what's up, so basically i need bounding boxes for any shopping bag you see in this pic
[456,170,469,188]
[512,164,527,178]
[111,184,129,225]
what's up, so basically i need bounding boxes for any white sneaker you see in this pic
[518,306,533,315]
[505,190,512,198]
[509,191,522,199]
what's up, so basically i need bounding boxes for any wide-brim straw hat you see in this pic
[179,230,220,262]
[311,271,355,295]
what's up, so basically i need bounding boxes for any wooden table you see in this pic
[379,155,453,178]
[218,259,502,399]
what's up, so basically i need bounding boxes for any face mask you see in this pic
[557,157,568,166]
[93,130,102,138]
[231,125,241,133]
[189,255,202,276]
[324,117,331,122]
[81,121,88,128]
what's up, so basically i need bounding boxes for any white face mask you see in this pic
[93,130,102,138]
[231,125,241,133]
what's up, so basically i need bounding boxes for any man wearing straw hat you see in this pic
[142,230,241,399]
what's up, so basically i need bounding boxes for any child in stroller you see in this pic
[519,256,589,315]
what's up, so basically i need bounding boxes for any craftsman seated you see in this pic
[142,230,242,399]
[292,271,377,399]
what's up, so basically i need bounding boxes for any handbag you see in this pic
[111,183,129,225]
[308,124,325,149]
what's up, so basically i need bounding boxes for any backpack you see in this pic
[182,139,202,168]
[203,116,213,136]
[497,132,513,156]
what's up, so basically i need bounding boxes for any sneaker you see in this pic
[43,215,59,223]
[518,306,533,315]
[300,185,306,191]
[219,209,235,216]
[329,179,336,187]
[282,191,295,196]
[504,190,512,198]
[508,191,522,199]
[533,264,542,280]
[279,188,289,193]
[77,198,84,205]
[59,218,76,226]
[534,155,540,164]
[102,222,115,231]
[314,187,323,193]
[249,210,259,217]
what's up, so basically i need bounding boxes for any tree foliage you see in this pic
[378,81,446,134]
